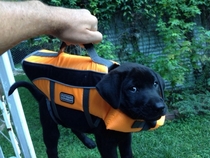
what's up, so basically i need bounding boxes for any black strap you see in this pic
[131,120,153,131]
[141,122,152,131]
[131,120,145,129]
[46,98,60,124]
[58,42,116,70]
[49,81,62,122]
[84,44,114,69]
[83,88,100,128]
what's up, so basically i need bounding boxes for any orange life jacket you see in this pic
[22,47,165,132]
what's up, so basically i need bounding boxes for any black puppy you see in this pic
[9,63,167,158]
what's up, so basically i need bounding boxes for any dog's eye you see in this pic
[129,87,137,93]
[154,82,158,87]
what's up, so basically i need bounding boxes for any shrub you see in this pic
[171,91,210,118]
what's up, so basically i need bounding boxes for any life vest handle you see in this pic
[84,43,114,69]
[59,42,115,70]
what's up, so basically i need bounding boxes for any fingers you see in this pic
[86,30,103,44]
[81,12,101,43]
[90,24,98,32]
[63,13,103,45]
[64,30,102,46]
[83,14,102,43]
[50,8,103,45]
[88,15,98,32]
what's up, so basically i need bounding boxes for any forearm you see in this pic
[0,1,52,54]
[0,1,102,55]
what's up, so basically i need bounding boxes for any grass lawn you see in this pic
[0,74,210,158]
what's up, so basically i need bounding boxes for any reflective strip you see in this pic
[34,50,58,57]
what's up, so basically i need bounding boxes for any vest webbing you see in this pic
[22,49,165,132]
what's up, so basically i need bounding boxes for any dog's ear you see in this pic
[96,72,122,109]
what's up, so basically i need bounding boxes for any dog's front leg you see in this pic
[43,124,60,158]
[118,133,133,158]
[94,128,120,158]
[95,135,118,158]
[39,103,60,158]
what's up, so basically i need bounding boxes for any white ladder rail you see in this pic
[0,96,21,158]
[0,51,36,158]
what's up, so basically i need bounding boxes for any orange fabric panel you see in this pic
[24,50,109,73]
[33,79,50,99]
[150,115,165,130]
[54,83,84,111]
[88,89,112,120]
[105,113,165,132]
[104,108,142,132]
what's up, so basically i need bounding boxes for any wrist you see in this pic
[23,1,57,36]
[32,1,54,35]
[46,6,72,37]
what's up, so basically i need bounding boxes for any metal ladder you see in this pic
[0,96,21,158]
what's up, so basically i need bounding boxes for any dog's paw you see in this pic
[82,137,96,149]
[71,129,96,149]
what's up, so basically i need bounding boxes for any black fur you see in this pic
[8,63,167,158]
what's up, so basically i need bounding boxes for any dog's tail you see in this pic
[8,81,43,101]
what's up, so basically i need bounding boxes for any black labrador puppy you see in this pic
[9,63,167,158]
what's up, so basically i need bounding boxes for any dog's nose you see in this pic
[154,102,165,112]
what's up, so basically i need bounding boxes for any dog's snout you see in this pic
[154,102,165,112]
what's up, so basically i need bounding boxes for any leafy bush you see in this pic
[83,0,210,90]
[29,0,210,90]
[171,91,210,118]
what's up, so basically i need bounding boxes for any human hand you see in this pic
[49,8,103,45]
[0,1,102,55]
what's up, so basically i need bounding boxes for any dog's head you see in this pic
[96,63,167,122]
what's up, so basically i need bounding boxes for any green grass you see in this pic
[0,74,210,158]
